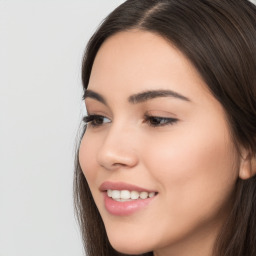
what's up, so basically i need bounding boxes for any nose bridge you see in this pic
[97,120,138,170]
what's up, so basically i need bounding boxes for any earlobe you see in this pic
[239,150,256,180]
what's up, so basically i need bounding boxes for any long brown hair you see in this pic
[74,1,256,255]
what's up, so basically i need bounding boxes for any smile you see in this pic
[107,189,156,201]
[100,182,158,216]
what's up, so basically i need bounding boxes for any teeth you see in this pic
[111,190,121,199]
[139,191,148,199]
[120,190,130,200]
[107,190,112,197]
[131,191,139,199]
[107,190,156,201]
[149,192,155,198]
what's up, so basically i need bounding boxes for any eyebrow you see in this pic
[128,89,190,103]
[84,89,190,105]
[84,90,107,105]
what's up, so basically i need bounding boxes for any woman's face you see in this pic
[79,30,241,255]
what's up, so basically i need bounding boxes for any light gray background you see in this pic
[0,1,124,256]
[1,1,255,256]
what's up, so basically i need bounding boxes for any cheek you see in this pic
[79,133,99,183]
[142,122,239,218]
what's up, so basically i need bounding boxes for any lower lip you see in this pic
[103,192,156,216]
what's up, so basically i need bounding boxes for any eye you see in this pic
[83,114,111,128]
[144,115,178,127]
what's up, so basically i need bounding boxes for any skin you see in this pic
[79,30,247,256]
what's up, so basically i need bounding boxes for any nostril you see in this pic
[113,163,127,167]
[97,147,139,170]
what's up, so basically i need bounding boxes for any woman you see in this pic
[74,0,256,255]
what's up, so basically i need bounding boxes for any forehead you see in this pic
[88,29,211,103]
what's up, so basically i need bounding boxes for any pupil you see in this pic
[152,117,160,124]
[96,117,103,124]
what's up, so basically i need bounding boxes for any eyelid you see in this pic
[82,112,179,129]
[83,114,111,128]
[143,114,179,127]
[144,109,177,117]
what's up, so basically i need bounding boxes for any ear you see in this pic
[239,148,256,180]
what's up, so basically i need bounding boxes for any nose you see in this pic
[96,124,139,171]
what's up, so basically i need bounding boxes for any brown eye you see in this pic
[83,115,111,127]
[144,115,178,127]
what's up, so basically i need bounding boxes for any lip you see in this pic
[100,181,157,216]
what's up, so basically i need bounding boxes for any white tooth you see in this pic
[107,190,112,197]
[149,192,155,198]
[130,191,139,199]
[111,190,121,199]
[120,190,130,200]
[140,191,149,199]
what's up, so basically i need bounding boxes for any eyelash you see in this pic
[83,114,178,128]
[144,115,178,127]
[83,115,110,128]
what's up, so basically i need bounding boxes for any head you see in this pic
[74,1,256,256]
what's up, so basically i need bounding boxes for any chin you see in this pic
[107,233,152,255]
[111,243,150,255]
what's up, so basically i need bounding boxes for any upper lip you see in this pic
[100,181,156,193]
